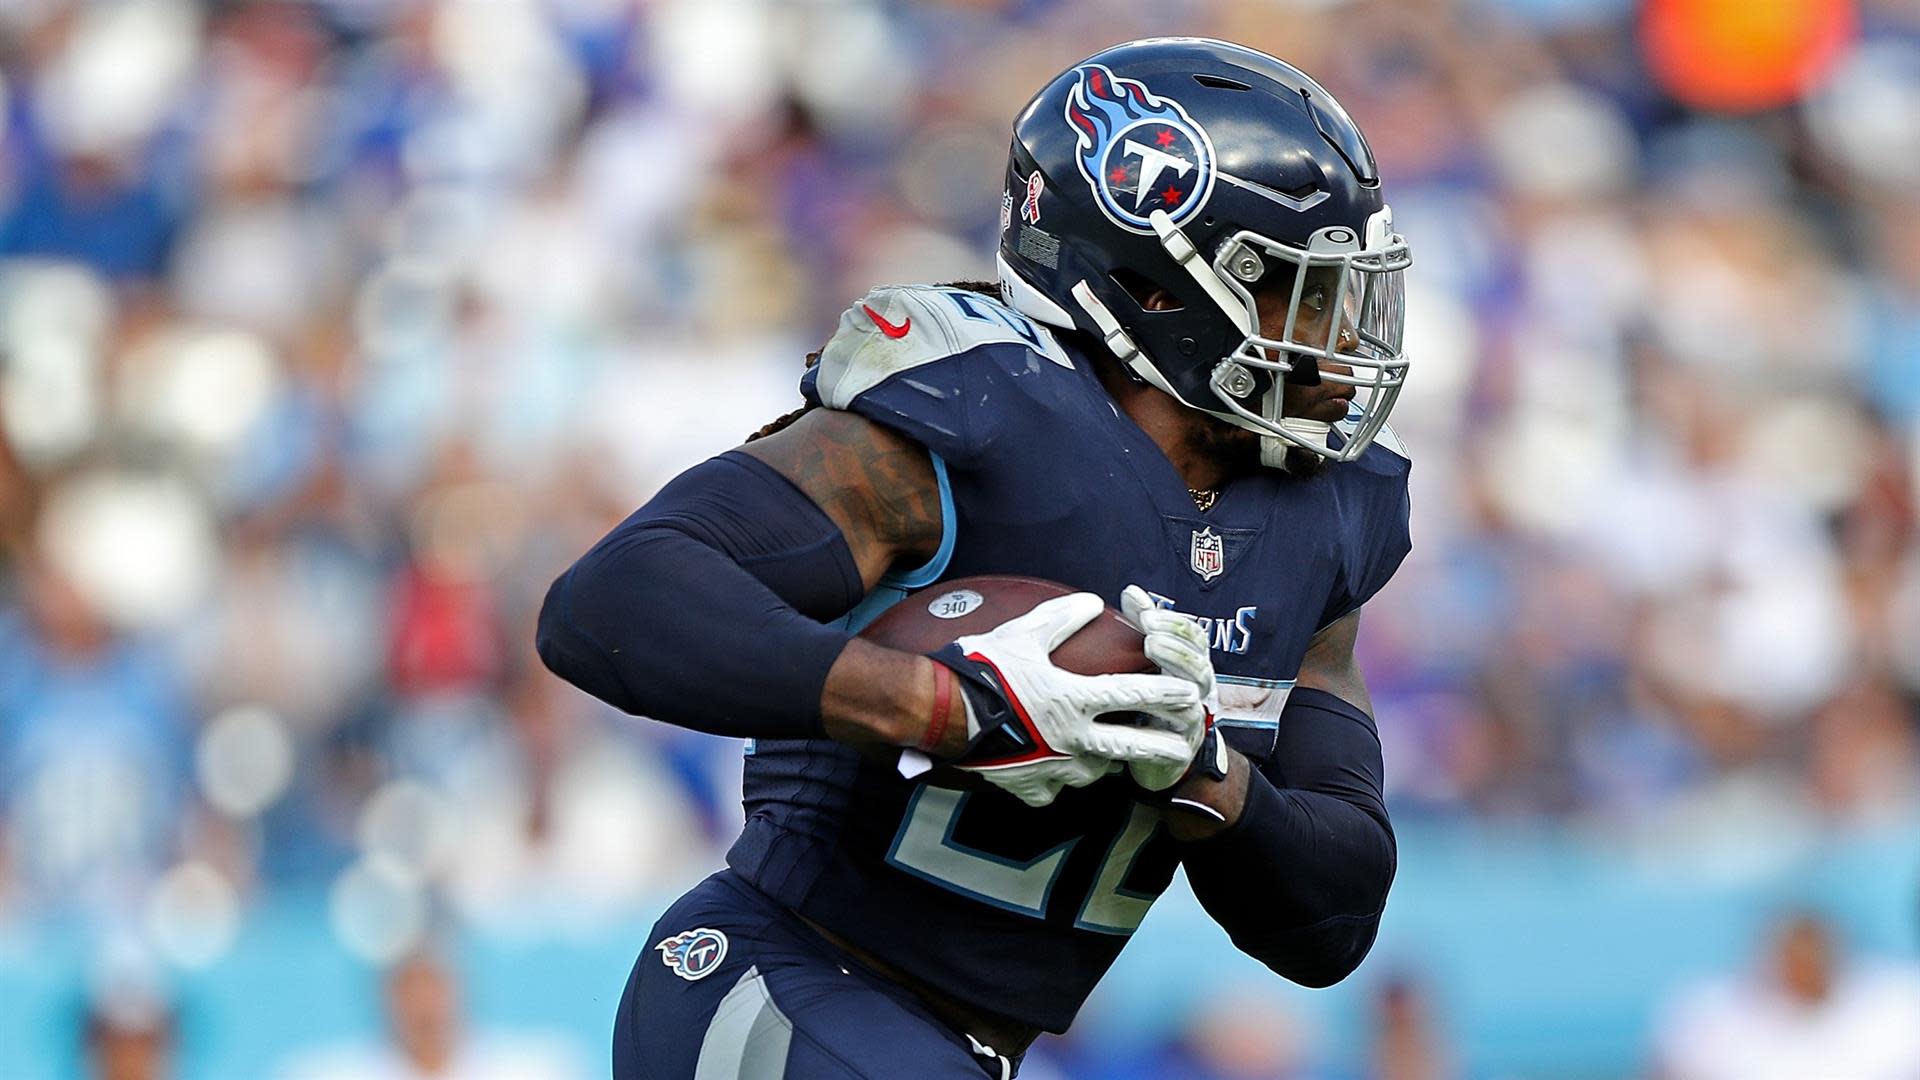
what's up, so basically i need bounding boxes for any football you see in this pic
[858,575,1151,675]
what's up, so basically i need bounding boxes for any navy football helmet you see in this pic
[997,38,1411,466]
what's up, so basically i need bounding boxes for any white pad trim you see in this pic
[813,285,1074,409]
[997,252,1076,329]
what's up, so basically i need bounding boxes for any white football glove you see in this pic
[1118,584,1219,792]
[939,592,1206,808]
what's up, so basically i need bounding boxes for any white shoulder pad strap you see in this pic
[813,285,1074,409]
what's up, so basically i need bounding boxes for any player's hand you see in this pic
[1118,585,1219,792]
[933,592,1205,808]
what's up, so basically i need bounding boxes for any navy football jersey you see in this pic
[725,285,1411,1033]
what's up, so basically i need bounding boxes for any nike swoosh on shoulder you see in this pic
[862,304,911,338]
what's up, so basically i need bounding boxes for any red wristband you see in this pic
[918,662,954,754]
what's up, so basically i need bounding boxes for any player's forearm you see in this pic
[820,640,970,756]
[1173,688,1395,987]
[1178,770,1394,986]
[1163,746,1253,841]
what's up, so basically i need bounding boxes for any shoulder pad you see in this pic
[1365,422,1409,461]
[1316,424,1412,626]
[1334,409,1411,463]
[812,285,1074,409]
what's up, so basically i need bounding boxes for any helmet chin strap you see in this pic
[1273,419,1330,466]
[1250,378,1329,469]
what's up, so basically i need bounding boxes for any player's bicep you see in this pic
[1295,609,1371,717]
[740,408,942,589]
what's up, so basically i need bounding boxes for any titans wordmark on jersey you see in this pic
[726,285,1410,1033]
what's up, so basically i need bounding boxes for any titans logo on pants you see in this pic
[658,928,728,981]
[1064,63,1216,234]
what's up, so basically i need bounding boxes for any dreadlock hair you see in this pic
[744,280,1007,442]
[744,350,821,443]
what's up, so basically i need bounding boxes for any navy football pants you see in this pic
[614,870,1020,1080]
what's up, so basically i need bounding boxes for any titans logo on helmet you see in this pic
[1063,63,1216,234]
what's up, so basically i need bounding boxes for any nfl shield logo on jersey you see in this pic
[657,928,728,981]
[1190,528,1225,582]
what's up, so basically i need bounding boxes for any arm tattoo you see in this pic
[1296,610,1373,715]
[739,408,943,588]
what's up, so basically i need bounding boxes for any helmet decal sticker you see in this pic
[1063,63,1216,234]
[1022,170,1045,225]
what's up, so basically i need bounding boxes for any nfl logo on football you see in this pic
[1190,527,1224,582]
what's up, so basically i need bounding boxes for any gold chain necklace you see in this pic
[1188,487,1219,513]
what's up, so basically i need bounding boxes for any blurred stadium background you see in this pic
[3,0,1920,1077]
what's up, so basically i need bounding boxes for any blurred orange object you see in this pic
[1642,0,1857,112]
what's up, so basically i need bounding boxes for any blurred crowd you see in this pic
[4,0,1920,1076]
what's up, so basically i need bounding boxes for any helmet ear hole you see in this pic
[1108,268,1183,312]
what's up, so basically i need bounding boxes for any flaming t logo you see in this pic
[1121,139,1193,209]
[1063,64,1215,233]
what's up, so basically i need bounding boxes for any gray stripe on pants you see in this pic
[694,965,793,1080]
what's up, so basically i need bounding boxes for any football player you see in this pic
[538,37,1411,1080]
